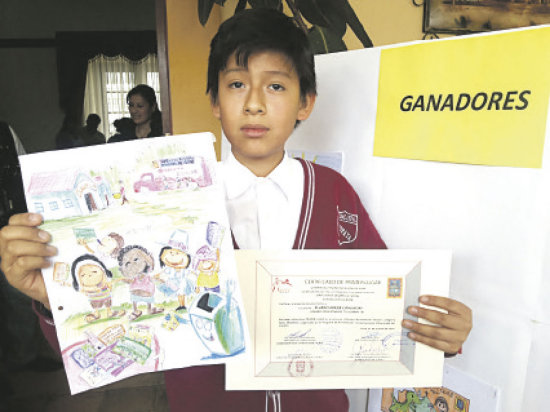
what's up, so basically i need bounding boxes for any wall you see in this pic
[345,0,425,47]
[0,0,156,153]
[220,0,429,48]
[164,0,222,156]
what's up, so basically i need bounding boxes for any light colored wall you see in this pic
[164,0,222,156]
[0,0,156,153]
[222,0,431,48]
[345,0,425,48]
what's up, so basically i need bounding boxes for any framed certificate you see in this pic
[227,249,451,390]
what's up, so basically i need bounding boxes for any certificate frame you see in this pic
[227,249,451,390]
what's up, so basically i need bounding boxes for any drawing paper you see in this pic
[20,133,249,394]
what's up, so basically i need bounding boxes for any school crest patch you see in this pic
[337,206,358,245]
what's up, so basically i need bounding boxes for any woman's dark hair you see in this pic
[207,8,317,103]
[127,84,158,108]
[127,84,163,137]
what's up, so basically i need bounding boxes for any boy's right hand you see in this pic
[0,213,57,309]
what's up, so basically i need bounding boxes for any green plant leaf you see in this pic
[307,25,347,55]
[234,0,248,12]
[342,0,373,47]
[248,0,282,10]
[296,0,347,37]
[295,0,331,28]
[198,0,216,26]
[297,0,372,48]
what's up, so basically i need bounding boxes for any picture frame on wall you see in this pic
[424,0,550,34]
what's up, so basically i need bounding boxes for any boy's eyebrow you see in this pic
[222,67,293,78]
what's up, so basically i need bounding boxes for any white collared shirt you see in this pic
[221,152,304,249]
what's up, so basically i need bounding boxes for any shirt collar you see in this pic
[222,152,296,201]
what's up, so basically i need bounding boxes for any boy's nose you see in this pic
[244,89,265,115]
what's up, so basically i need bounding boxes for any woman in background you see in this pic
[109,84,162,143]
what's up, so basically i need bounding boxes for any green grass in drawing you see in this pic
[65,300,182,331]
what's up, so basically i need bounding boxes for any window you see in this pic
[83,54,161,138]
[34,203,44,213]
[49,201,59,211]
[63,199,74,208]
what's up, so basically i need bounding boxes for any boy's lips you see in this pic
[241,125,269,138]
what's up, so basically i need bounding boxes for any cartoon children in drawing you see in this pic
[194,221,225,294]
[194,246,221,294]
[119,180,129,205]
[78,232,125,272]
[118,245,164,321]
[71,254,125,323]
[156,229,195,312]
[434,397,449,412]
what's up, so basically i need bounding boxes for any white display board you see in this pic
[286,34,550,412]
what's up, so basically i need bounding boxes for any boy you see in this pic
[0,8,471,412]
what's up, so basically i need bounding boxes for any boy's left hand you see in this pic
[402,295,472,355]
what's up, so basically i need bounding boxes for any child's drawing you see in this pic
[77,231,125,275]
[194,221,225,294]
[26,170,113,220]
[156,229,194,311]
[194,245,221,293]
[189,280,245,358]
[379,387,470,412]
[19,134,248,394]
[71,254,125,323]
[118,180,130,205]
[134,155,212,193]
[119,245,164,321]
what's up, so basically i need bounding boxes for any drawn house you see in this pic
[27,169,113,220]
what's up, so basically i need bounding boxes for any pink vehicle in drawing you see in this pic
[133,156,212,193]
[133,171,176,192]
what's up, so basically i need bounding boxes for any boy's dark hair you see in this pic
[207,8,317,102]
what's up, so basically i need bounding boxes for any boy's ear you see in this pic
[210,95,221,120]
[297,93,316,122]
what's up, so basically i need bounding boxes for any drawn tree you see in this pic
[198,0,373,54]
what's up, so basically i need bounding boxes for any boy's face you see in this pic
[211,51,315,176]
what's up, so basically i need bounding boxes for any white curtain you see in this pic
[83,54,160,139]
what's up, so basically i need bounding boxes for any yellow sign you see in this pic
[374,27,550,168]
